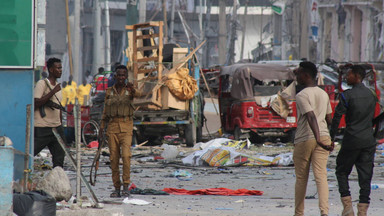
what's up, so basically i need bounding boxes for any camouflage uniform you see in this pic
[100,85,139,189]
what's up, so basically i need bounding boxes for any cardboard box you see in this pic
[173,48,188,68]
[161,86,188,110]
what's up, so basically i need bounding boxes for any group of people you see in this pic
[294,61,376,216]
[33,58,140,198]
[61,76,92,106]
[33,58,378,212]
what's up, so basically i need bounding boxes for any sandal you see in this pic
[122,186,131,197]
[110,190,121,198]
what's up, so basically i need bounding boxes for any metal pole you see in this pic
[240,0,249,60]
[163,0,168,43]
[23,104,31,193]
[178,11,191,45]
[105,0,111,71]
[52,128,100,207]
[228,0,238,65]
[218,0,226,65]
[73,0,81,83]
[74,99,81,199]
[199,0,204,41]
[65,0,74,76]
[93,0,103,74]
[139,0,147,23]
[169,0,175,42]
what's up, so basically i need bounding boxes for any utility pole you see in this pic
[163,0,168,43]
[92,0,103,75]
[218,0,226,65]
[65,0,73,77]
[299,0,309,59]
[199,0,204,42]
[73,0,81,82]
[203,0,212,67]
[227,0,238,65]
[240,0,249,60]
[198,0,204,62]
[139,0,146,23]
[105,0,111,71]
[169,0,176,42]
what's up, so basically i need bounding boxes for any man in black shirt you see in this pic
[330,65,377,216]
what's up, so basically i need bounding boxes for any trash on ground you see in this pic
[162,187,263,196]
[87,140,99,148]
[161,144,179,161]
[130,188,169,195]
[171,170,193,181]
[193,138,231,149]
[122,198,152,205]
[221,139,250,150]
[215,207,234,210]
[13,190,56,216]
[183,146,241,167]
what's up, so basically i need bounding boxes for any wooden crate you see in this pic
[161,86,189,110]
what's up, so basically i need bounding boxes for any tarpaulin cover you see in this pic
[163,187,263,196]
[165,67,198,100]
[220,64,295,99]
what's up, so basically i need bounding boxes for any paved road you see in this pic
[57,145,384,216]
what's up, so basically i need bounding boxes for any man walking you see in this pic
[293,61,333,216]
[99,65,141,198]
[34,57,66,168]
[330,65,377,216]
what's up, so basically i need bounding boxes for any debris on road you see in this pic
[162,187,263,196]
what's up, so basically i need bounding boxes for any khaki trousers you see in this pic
[293,136,331,216]
[107,132,132,189]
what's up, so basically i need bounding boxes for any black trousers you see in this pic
[34,126,66,168]
[336,145,375,203]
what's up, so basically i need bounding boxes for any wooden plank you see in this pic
[133,28,138,88]
[137,56,159,62]
[133,21,163,28]
[136,34,159,39]
[137,46,159,52]
[125,25,134,30]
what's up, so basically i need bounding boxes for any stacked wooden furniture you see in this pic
[126,21,164,108]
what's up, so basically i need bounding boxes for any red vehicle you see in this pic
[218,64,297,142]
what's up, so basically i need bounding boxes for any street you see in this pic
[56,145,384,216]
[52,99,384,216]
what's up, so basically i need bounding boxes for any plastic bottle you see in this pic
[371,184,379,190]
[371,184,384,189]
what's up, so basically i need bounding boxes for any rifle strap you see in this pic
[44,79,65,109]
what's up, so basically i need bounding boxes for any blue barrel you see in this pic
[0,146,15,215]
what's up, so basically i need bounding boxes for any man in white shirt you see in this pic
[34,57,66,168]
[293,61,334,216]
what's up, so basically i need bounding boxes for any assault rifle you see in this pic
[39,100,72,118]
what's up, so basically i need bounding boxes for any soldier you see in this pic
[98,65,141,198]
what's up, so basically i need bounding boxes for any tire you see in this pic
[250,132,264,144]
[280,129,296,143]
[234,126,241,140]
[196,125,203,143]
[185,124,194,147]
[82,120,99,146]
